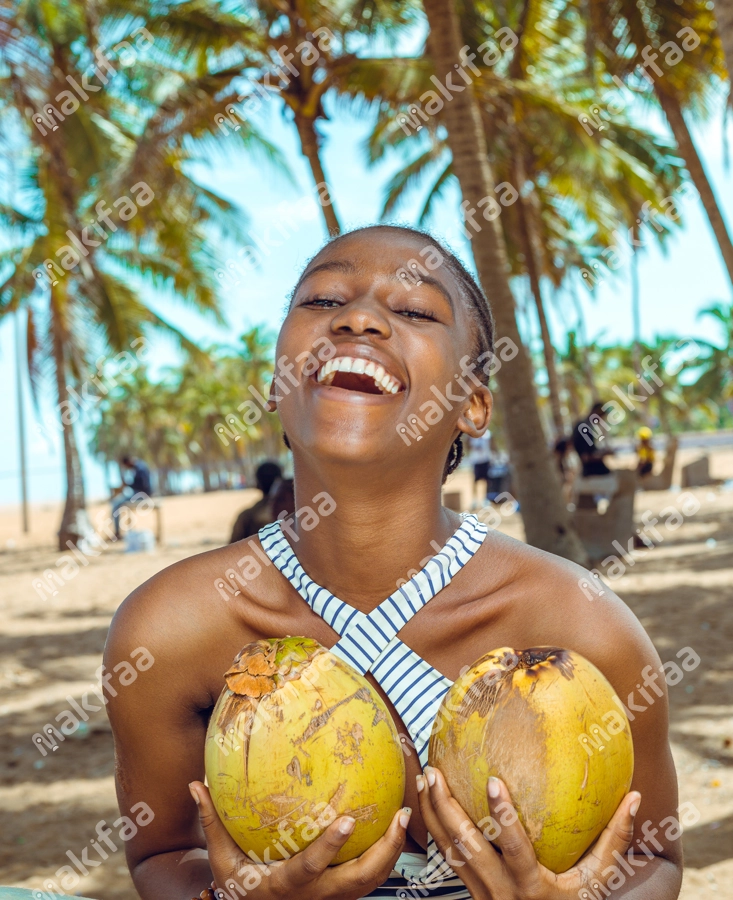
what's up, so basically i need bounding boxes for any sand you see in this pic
[0,454,731,898]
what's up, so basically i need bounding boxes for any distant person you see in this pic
[553,436,570,480]
[636,426,656,477]
[112,455,152,539]
[229,461,283,543]
[572,402,614,477]
[466,432,491,507]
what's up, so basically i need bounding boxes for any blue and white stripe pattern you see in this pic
[258,513,488,899]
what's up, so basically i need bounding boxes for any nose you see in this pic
[330,297,392,339]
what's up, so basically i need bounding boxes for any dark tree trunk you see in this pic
[51,299,92,550]
[422,0,587,564]
[657,90,733,287]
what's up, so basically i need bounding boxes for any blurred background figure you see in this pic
[467,432,492,508]
[230,461,284,543]
[572,402,614,477]
[111,455,152,539]
[637,426,656,477]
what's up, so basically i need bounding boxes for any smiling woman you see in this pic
[105,224,683,900]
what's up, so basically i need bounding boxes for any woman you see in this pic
[106,225,682,899]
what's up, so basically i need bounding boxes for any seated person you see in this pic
[106,226,682,900]
[229,461,283,543]
[637,426,656,478]
[112,455,152,539]
[572,403,614,477]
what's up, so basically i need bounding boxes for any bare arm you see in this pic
[105,572,221,900]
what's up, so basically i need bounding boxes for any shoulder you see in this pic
[104,537,273,706]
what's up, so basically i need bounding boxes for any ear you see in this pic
[456,385,492,437]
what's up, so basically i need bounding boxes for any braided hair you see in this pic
[286,224,495,482]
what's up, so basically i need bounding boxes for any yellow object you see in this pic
[429,647,634,874]
[637,426,653,440]
[205,637,406,864]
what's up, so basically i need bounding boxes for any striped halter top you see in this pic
[258,512,488,899]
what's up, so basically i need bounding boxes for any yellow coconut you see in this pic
[205,637,405,864]
[428,647,634,874]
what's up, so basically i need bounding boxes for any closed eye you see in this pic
[302,296,342,308]
[397,307,439,321]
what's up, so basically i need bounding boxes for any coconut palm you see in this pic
[579,0,733,286]
[363,26,684,439]
[715,0,733,82]
[130,0,419,236]
[691,301,733,420]
[0,0,263,548]
[420,0,587,562]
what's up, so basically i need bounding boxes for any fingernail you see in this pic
[416,774,425,793]
[488,777,501,799]
[425,767,436,787]
[189,783,200,805]
[338,816,355,835]
[399,807,412,829]
[630,795,641,817]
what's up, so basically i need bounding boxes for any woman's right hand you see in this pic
[189,781,411,900]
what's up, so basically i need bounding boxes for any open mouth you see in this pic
[315,356,404,395]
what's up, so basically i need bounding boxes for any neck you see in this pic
[283,457,461,612]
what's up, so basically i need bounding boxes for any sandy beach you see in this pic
[0,451,731,898]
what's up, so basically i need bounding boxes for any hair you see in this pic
[255,460,282,495]
[121,455,133,467]
[286,224,495,481]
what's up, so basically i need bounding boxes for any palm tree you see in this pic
[691,301,733,421]
[420,0,588,563]
[715,0,733,81]
[0,0,256,549]
[581,0,733,286]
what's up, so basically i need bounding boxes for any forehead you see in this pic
[297,229,465,300]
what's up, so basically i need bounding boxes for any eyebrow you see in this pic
[296,258,455,310]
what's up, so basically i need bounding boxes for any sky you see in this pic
[1,82,732,513]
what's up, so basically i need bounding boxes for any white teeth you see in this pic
[316,356,402,394]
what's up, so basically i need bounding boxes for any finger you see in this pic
[189,782,242,863]
[288,815,358,885]
[417,769,492,894]
[486,776,541,885]
[329,807,411,896]
[588,791,641,868]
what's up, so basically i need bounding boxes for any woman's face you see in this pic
[273,229,491,473]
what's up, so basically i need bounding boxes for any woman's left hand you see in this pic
[416,766,641,900]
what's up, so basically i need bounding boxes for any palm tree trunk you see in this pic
[715,0,733,87]
[293,114,341,236]
[656,89,733,286]
[51,300,91,550]
[422,0,587,564]
[514,179,565,437]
